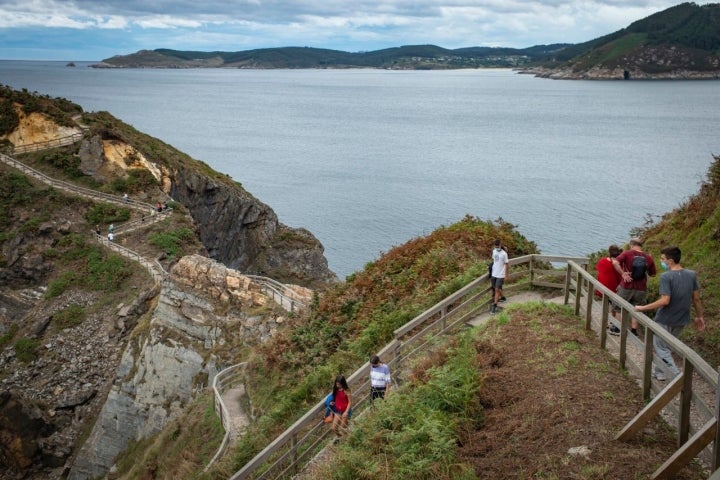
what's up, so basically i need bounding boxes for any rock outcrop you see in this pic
[167,166,337,287]
[67,255,288,479]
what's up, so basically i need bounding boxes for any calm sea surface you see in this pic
[1,61,719,278]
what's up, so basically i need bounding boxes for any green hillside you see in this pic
[640,155,720,366]
[99,44,568,69]
[540,2,720,75]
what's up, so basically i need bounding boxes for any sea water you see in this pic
[1,61,718,277]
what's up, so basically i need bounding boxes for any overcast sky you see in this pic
[0,1,706,61]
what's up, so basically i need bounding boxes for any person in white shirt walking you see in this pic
[369,354,391,401]
[491,239,509,314]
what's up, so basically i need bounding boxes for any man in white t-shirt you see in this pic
[491,239,509,314]
[369,354,391,401]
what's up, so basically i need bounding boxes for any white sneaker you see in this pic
[653,371,666,381]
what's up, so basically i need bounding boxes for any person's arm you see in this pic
[613,257,632,283]
[635,295,670,313]
[385,366,391,394]
[343,392,352,416]
[692,290,705,332]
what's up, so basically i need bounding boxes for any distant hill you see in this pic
[523,2,720,79]
[94,44,570,70]
[94,2,720,78]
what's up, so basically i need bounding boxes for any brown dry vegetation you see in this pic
[455,305,707,480]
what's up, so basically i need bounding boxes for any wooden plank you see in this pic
[679,361,694,446]
[642,329,654,401]
[616,374,684,441]
[651,417,717,480]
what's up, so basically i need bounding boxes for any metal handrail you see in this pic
[0,151,158,213]
[11,132,84,154]
[206,363,248,471]
[246,275,308,312]
[93,233,167,283]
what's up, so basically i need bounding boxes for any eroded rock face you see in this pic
[68,256,289,480]
[167,167,337,287]
[4,110,81,147]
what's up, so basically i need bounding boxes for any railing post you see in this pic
[619,309,630,369]
[563,264,572,305]
[584,279,593,330]
[573,270,582,316]
[679,360,694,446]
[529,255,535,289]
[714,367,720,471]
[642,329,654,401]
[600,295,609,349]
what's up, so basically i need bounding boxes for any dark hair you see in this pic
[333,375,349,397]
[370,355,380,366]
[494,239,501,247]
[661,246,681,264]
[608,244,622,258]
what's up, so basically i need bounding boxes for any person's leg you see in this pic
[653,324,682,379]
[332,411,342,436]
[491,277,498,312]
[493,278,504,310]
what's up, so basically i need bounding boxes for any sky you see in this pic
[0,0,708,61]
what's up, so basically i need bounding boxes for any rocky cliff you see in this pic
[0,93,334,479]
[167,166,337,287]
[68,255,284,479]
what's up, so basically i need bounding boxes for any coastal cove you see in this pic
[1,62,719,277]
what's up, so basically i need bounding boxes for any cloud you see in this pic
[0,0,706,59]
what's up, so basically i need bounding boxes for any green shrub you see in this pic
[0,172,34,208]
[14,337,40,363]
[148,227,194,257]
[0,324,19,348]
[0,99,19,135]
[110,168,159,193]
[46,270,78,298]
[324,330,482,480]
[53,304,87,329]
[86,250,133,291]
[39,149,84,177]
[85,204,131,225]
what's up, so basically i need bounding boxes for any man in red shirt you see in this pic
[612,237,657,336]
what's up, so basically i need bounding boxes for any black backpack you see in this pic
[631,254,647,281]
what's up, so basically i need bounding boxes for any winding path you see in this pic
[3,136,311,471]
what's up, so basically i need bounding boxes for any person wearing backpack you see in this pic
[612,237,657,336]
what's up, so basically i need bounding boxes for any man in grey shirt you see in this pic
[635,246,706,381]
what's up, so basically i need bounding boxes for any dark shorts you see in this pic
[371,386,386,400]
[491,277,505,289]
[616,287,647,306]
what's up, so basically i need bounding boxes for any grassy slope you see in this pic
[122,216,537,479]
[639,155,720,367]
[134,156,720,479]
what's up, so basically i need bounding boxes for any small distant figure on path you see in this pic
[327,375,352,440]
[95,225,101,236]
[156,202,163,213]
[141,213,145,222]
[613,237,656,336]
[123,193,129,203]
[635,246,705,381]
[107,232,114,242]
[596,244,623,335]
[369,354,391,402]
[108,223,115,234]
[491,239,509,314]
